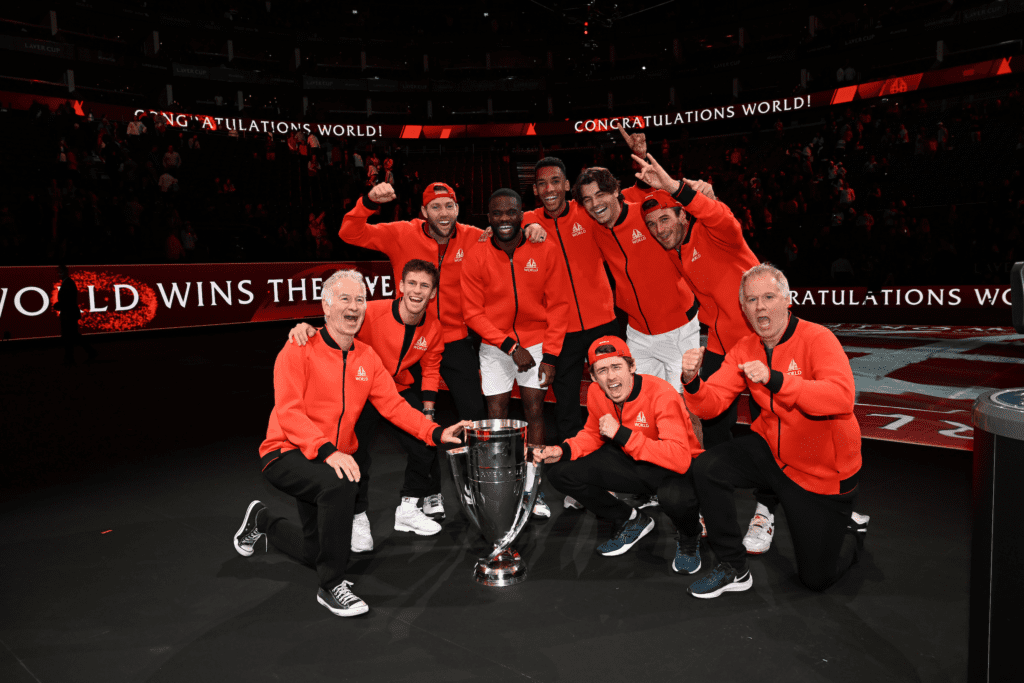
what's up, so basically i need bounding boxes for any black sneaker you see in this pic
[596,511,655,556]
[317,581,369,617]
[688,561,753,599]
[671,533,702,574]
[233,500,267,557]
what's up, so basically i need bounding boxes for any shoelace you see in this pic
[425,494,441,509]
[332,581,360,607]
[748,514,771,533]
[240,527,262,544]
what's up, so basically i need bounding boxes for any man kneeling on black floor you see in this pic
[232,269,471,617]
[532,336,705,573]
[682,263,863,599]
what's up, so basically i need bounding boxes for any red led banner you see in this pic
[1,55,1018,140]
[789,285,1012,326]
[0,262,395,340]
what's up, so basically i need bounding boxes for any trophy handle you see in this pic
[447,449,485,538]
[488,460,542,562]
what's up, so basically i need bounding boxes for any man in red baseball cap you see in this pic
[336,180,548,520]
[533,337,704,573]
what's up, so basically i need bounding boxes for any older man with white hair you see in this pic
[680,264,865,599]
[232,269,470,617]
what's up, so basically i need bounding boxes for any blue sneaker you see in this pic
[671,534,701,574]
[597,512,654,556]
[688,562,753,599]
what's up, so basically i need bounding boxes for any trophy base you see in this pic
[474,548,527,587]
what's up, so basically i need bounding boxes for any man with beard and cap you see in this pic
[533,336,704,573]
[461,189,572,516]
[521,157,619,445]
[286,259,448,551]
[338,181,547,519]
[571,168,703,433]
[630,151,784,555]
[233,269,472,617]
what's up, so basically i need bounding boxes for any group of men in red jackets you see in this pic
[232,127,867,615]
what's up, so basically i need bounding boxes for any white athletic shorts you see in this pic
[479,341,545,396]
[626,317,701,392]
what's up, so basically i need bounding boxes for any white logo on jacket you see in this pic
[572,222,586,237]
[635,411,649,428]
[787,359,802,376]
[356,366,368,381]
[454,248,464,262]
[524,258,539,272]
[631,228,646,244]
[413,336,428,351]
[691,249,701,262]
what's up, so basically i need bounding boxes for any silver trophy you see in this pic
[447,419,542,586]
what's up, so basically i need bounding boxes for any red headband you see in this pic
[422,182,457,207]
[640,189,682,219]
[588,336,633,365]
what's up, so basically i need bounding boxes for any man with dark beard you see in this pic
[461,189,571,484]
[338,181,547,518]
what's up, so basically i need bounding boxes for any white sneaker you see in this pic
[422,493,445,519]
[699,514,707,539]
[394,497,442,536]
[351,511,373,553]
[850,511,870,533]
[563,495,584,510]
[531,491,551,518]
[743,503,775,555]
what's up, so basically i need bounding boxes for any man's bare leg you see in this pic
[485,392,511,420]
[519,387,547,446]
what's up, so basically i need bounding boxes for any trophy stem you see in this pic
[473,548,527,587]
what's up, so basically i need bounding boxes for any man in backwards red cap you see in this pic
[633,152,789,558]
[533,336,704,573]
[337,180,547,520]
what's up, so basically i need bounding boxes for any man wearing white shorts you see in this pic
[627,316,702,393]
[461,188,571,450]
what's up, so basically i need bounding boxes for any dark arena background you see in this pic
[1,0,1022,681]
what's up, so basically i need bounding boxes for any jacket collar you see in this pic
[543,201,572,220]
[613,200,629,228]
[321,326,341,350]
[392,297,426,328]
[625,373,643,403]
[489,230,525,252]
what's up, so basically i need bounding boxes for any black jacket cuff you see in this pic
[673,182,698,206]
[362,194,380,211]
[500,337,517,354]
[316,442,337,462]
[683,375,702,394]
[766,370,784,394]
[559,441,572,461]
[612,426,632,447]
[541,353,558,366]
[430,426,444,446]
[421,390,438,403]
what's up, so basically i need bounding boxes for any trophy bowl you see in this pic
[447,419,541,586]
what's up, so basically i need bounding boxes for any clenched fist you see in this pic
[681,346,705,385]
[739,360,771,385]
[368,182,397,204]
[598,414,620,439]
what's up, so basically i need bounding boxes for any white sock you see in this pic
[629,508,638,521]
[402,496,420,507]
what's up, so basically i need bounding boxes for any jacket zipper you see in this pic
[553,215,585,331]
[610,230,653,334]
[763,344,782,465]
[335,351,349,447]
[435,240,447,323]
[508,249,522,345]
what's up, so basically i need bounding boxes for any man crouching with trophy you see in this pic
[533,336,705,574]
[232,269,471,617]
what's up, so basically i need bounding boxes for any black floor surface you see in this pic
[0,325,970,682]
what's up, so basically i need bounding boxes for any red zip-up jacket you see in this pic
[522,200,615,334]
[338,195,486,343]
[663,183,759,356]
[620,181,652,205]
[357,298,444,400]
[461,233,572,364]
[259,329,443,469]
[684,316,862,495]
[561,374,702,474]
[584,201,699,336]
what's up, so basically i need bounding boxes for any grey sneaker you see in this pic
[233,500,267,557]
[423,493,445,519]
[688,562,753,599]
